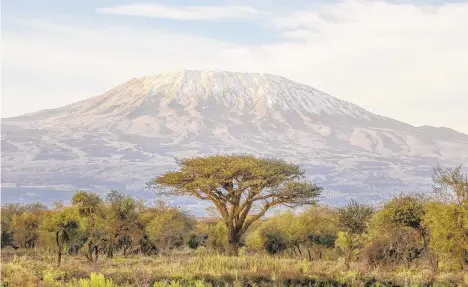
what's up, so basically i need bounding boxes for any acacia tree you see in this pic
[337,200,374,269]
[150,154,322,256]
[40,204,83,267]
[104,190,141,258]
[72,191,105,262]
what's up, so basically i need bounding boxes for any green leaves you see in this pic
[151,154,322,255]
[152,154,306,197]
[338,201,374,235]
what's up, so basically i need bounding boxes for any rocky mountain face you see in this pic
[2,71,467,210]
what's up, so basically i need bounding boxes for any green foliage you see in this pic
[72,191,103,217]
[432,165,468,204]
[263,232,288,255]
[187,234,202,249]
[1,203,47,248]
[104,190,142,258]
[299,206,339,237]
[370,194,427,238]
[335,231,361,269]
[423,201,468,270]
[245,207,339,259]
[2,249,468,286]
[423,165,468,270]
[153,279,208,287]
[2,161,468,283]
[152,154,321,255]
[67,273,117,287]
[364,194,428,267]
[253,211,303,248]
[209,221,228,253]
[338,200,374,235]
[1,260,40,287]
[245,229,265,251]
[143,201,194,251]
[10,212,41,248]
[363,227,424,267]
[39,204,84,266]
[307,234,336,248]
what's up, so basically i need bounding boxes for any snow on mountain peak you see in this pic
[139,70,377,119]
[2,70,468,207]
[6,71,383,131]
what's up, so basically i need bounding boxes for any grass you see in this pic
[1,249,467,287]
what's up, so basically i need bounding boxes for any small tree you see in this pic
[40,204,83,266]
[9,212,41,248]
[104,190,141,258]
[338,200,374,235]
[72,191,105,262]
[336,201,373,269]
[424,165,468,270]
[335,231,360,270]
[1,203,47,249]
[150,155,322,256]
[299,206,339,260]
[307,234,336,260]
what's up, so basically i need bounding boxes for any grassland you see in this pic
[1,248,467,287]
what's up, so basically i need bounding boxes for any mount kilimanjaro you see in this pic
[2,70,468,209]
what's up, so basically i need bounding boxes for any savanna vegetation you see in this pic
[1,155,467,286]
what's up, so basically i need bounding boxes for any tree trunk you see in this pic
[56,231,63,267]
[317,248,323,260]
[107,245,114,258]
[429,252,439,275]
[228,242,239,256]
[107,237,115,258]
[93,244,99,262]
[227,226,239,256]
[57,250,62,267]
[345,251,351,270]
[296,244,302,256]
[307,248,312,261]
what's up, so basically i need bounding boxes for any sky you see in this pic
[2,0,468,133]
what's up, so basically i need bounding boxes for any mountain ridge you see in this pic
[5,70,466,137]
[2,70,467,210]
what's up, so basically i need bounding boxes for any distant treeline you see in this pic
[1,157,467,274]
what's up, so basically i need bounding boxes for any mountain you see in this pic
[2,70,467,210]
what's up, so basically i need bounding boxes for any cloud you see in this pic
[96,3,266,20]
[261,0,468,131]
[2,0,468,134]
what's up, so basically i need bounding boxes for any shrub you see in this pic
[65,273,117,287]
[363,227,424,268]
[263,232,288,255]
[187,234,202,250]
[1,261,40,287]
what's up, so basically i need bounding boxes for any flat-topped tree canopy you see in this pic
[149,154,322,256]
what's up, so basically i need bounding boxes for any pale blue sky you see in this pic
[2,0,468,133]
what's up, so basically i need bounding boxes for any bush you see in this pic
[263,232,288,255]
[187,234,202,250]
[1,261,40,287]
[307,234,336,248]
[363,227,424,268]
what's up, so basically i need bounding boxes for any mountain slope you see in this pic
[2,70,467,208]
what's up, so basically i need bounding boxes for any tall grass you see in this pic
[1,249,466,286]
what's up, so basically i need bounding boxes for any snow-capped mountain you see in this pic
[2,70,468,209]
